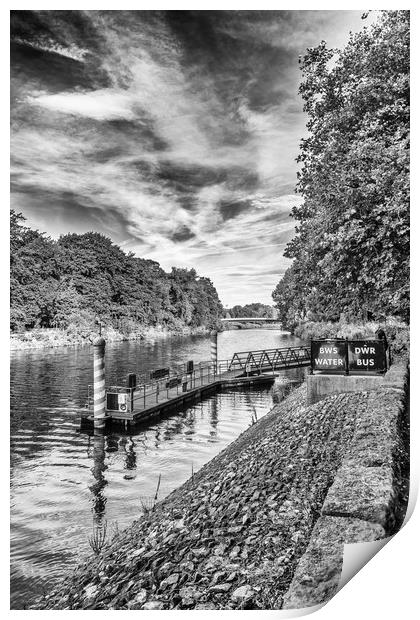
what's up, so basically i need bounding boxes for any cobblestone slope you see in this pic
[35,368,408,610]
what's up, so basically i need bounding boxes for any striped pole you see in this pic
[93,336,106,429]
[210,330,218,367]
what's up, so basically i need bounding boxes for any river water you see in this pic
[10,329,305,609]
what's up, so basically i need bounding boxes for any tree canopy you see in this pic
[273,11,409,329]
[10,211,223,333]
[225,303,276,319]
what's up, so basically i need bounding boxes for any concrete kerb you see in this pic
[283,362,408,609]
[282,516,386,609]
[307,362,406,406]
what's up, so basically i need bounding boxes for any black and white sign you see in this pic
[311,340,347,373]
[311,339,387,374]
[348,340,386,372]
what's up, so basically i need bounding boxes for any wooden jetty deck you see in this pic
[81,345,310,429]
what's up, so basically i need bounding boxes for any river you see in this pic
[10,329,305,609]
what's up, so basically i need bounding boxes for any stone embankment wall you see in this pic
[283,363,409,608]
[35,363,408,611]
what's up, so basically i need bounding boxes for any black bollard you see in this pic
[127,373,136,411]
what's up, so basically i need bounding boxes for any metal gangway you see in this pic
[228,345,311,374]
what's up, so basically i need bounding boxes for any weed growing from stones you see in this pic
[88,521,108,555]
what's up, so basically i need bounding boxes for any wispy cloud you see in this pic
[13,36,89,61]
[30,89,138,121]
[11,10,375,305]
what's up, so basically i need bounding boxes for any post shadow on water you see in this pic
[85,383,266,537]
[90,431,108,527]
[86,390,219,538]
[85,373,305,543]
[89,431,141,548]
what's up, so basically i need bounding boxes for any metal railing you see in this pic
[85,345,312,414]
[87,359,233,412]
[228,346,311,373]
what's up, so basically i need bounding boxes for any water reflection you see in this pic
[90,431,107,526]
[81,384,285,531]
[210,393,218,435]
[121,437,137,478]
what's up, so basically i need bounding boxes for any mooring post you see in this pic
[210,330,218,371]
[127,373,136,412]
[93,336,106,430]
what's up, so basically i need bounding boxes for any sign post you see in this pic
[345,338,349,375]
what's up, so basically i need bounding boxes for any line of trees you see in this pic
[225,303,276,319]
[10,211,224,333]
[272,11,409,330]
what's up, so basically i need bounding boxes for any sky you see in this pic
[10,10,377,307]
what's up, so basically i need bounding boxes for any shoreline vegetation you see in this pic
[10,320,284,351]
[10,318,409,354]
[10,324,211,351]
[291,319,409,359]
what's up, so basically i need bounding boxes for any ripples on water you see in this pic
[10,330,304,609]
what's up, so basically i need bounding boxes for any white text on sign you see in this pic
[320,347,338,354]
[314,358,344,366]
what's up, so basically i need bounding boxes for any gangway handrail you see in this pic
[86,358,235,411]
[231,345,309,356]
[85,346,311,412]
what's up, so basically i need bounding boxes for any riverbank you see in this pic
[34,361,408,610]
[10,324,211,351]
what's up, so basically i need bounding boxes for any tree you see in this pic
[10,210,60,329]
[10,211,224,333]
[272,263,308,330]
[226,303,275,319]
[168,268,223,328]
[273,11,409,325]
